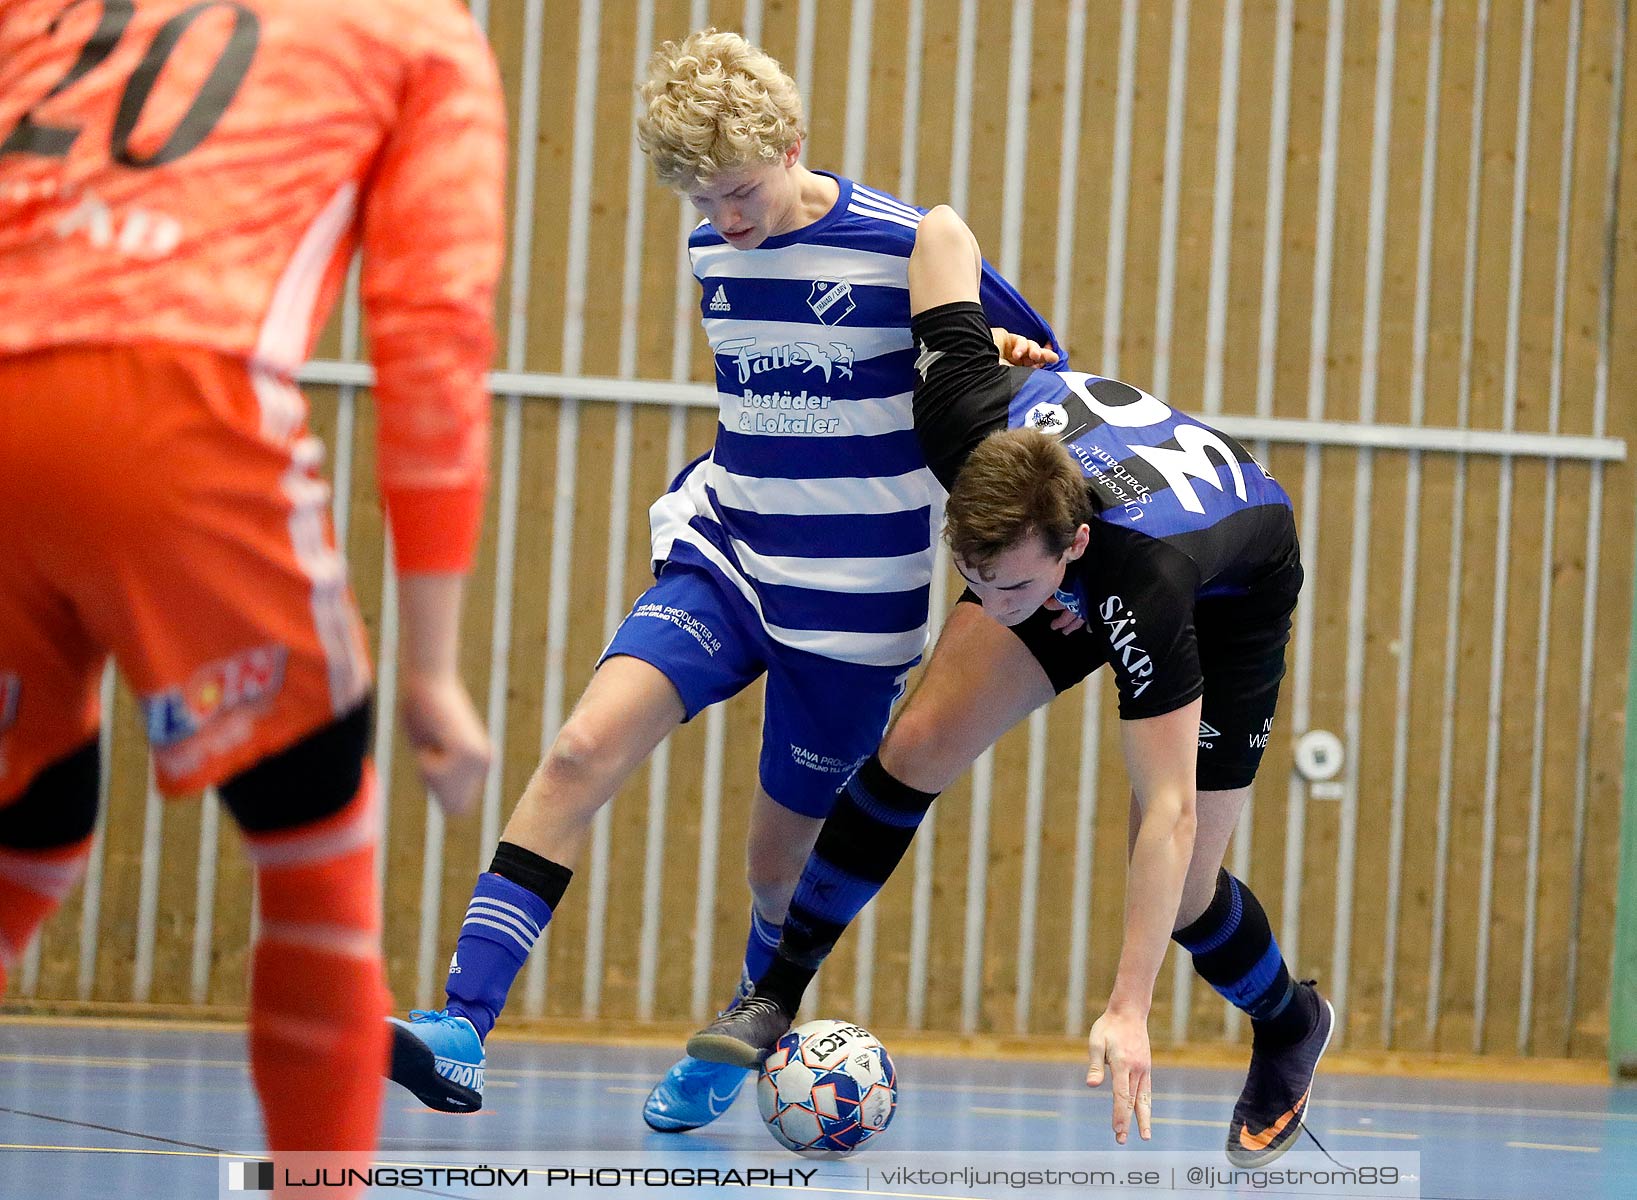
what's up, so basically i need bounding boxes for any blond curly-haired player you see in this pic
[387,27,1063,1133]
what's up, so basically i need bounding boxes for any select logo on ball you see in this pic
[757,1019,897,1155]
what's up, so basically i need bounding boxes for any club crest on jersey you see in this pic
[0,673,19,735]
[142,645,287,748]
[1025,401,1070,436]
[1052,581,1088,621]
[807,279,856,325]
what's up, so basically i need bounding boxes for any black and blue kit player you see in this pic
[689,205,1335,1169]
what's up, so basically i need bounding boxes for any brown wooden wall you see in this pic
[15,0,1636,1061]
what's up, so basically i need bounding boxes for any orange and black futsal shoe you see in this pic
[1225,982,1336,1168]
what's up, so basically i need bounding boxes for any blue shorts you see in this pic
[599,562,913,818]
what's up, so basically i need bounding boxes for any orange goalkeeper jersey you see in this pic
[0,0,505,571]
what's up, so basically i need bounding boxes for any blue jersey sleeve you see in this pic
[976,260,1067,369]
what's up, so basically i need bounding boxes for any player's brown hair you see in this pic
[636,29,807,191]
[945,429,1092,573]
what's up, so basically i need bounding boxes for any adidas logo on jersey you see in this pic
[709,285,731,313]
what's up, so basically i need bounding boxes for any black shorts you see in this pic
[958,573,1300,791]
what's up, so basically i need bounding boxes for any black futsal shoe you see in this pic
[1225,982,1336,1168]
[685,989,793,1069]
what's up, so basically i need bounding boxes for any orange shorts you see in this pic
[0,344,371,803]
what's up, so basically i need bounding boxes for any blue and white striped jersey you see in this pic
[649,174,1060,668]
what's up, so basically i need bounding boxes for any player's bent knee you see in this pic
[219,700,370,834]
[0,738,99,850]
[880,705,975,793]
[542,716,622,788]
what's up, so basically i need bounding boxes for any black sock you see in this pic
[753,755,938,1014]
[1254,978,1320,1047]
[756,953,816,1017]
[1174,869,1314,1047]
[490,840,574,909]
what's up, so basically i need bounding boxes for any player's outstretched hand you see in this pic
[1086,1007,1153,1145]
[401,671,491,818]
[1042,594,1085,633]
[990,326,1060,367]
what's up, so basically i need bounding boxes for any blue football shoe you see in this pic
[642,1055,751,1131]
[387,1008,485,1113]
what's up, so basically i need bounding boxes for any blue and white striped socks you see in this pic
[444,871,554,1041]
[741,905,783,994]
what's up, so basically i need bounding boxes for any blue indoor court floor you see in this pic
[2,1018,1635,1199]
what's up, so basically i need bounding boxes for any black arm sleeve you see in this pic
[909,301,1025,490]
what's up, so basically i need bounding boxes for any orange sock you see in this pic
[0,837,92,995]
[241,763,389,1198]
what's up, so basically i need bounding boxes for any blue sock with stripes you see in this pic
[755,755,938,1014]
[739,906,783,997]
[444,843,570,1042]
[1173,869,1312,1046]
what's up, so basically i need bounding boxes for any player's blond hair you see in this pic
[636,29,807,191]
[945,430,1092,573]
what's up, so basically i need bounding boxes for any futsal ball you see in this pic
[757,1019,897,1155]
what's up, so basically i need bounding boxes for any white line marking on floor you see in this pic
[1326,1129,1420,1139]
[0,1054,154,1069]
[1506,1141,1600,1153]
[968,1105,1059,1118]
[1150,1117,1220,1129]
